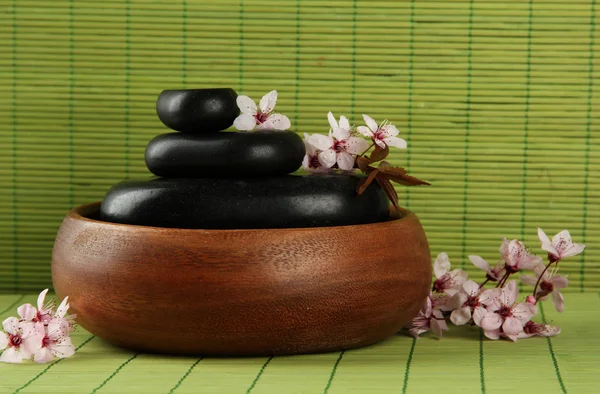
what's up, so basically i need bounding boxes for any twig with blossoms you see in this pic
[406,228,585,342]
[0,290,77,364]
[302,112,430,210]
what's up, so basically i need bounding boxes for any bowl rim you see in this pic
[69,202,416,234]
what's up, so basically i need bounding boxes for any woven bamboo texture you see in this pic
[1,293,599,393]
[0,0,599,292]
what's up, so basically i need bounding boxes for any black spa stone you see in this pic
[145,131,305,177]
[100,175,390,229]
[156,88,239,132]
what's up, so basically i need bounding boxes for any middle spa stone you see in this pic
[145,131,306,177]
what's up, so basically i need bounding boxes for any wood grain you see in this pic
[52,202,432,356]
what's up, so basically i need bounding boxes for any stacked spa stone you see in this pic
[100,88,390,229]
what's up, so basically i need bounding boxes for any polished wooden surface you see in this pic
[52,202,432,356]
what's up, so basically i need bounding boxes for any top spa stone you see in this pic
[156,88,239,133]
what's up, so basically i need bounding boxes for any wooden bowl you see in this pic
[52,202,432,356]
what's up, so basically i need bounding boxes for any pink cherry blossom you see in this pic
[23,321,75,364]
[307,112,370,171]
[0,317,43,363]
[407,294,448,338]
[432,253,468,296]
[233,90,291,131]
[537,228,585,263]
[16,289,55,326]
[301,133,329,173]
[450,280,501,326]
[54,297,77,333]
[500,238,542,273]
[356,115,407,149]
[517,321,561,339]
[468,255,505,282]
[478,280,537,341]
[521,264,568,312]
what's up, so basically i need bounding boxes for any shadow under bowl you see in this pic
[52,202,431,356]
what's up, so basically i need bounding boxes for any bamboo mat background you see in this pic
[1,293,599,393]
[0,0,599,293]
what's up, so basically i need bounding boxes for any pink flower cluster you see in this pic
[303,113,406,172]
[407,228,585,341]
[0,289,76,363]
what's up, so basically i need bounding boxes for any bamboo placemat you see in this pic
[1,293,598,393]
[0,0,599,293]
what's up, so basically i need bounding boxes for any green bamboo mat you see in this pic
[1,0,600,293]
[1,293,599,393]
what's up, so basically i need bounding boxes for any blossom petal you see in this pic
[450,306,472,326]
[540,325,561,337]
[433,253,451,279]
[479,288,502,306]
[502,316,524,335]
[332,127,351,141]
[309,134,333,151]
[451,292,468,309]
[462,280,480,296]
[356,125,374,138]
[55,297,70,319]
[502,280,518,306]
[561,243,585,259]
[469,255,491,274]
[37,289,49,311]
[336,152,355,171]
[472,307,488,326]
[552,290,565,313]
[339,116,350,131]
[17,303,37,322]
[257,114,291,131]
[2,317,19,335]
[233,114,257,131]
[0,332,8,350]
[513,302,537,324]
[382,124,400,137]
[504,333,519,342]
[303,133,316,155]
[520,275,538,287]
[551,275,569,289]
[53,337,75,358]
[0,347,23,363]
[362,114,379,132]
[318,149,336,168]
[344,137,370,155]
[480,314,503,330]
[383,136,407,149]
[236,95,257,115]
[538,227,557,256]
[259,90,278,113]
[484,329,501,340]
[33,348,55,364]
[301,155,310,171]
[451,269,468,287]
[327,112,338,130]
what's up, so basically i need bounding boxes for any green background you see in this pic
[1,0,599,293]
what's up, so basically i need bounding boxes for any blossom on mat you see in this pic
[537,228,585,263]
[53,297,77,333]
[307,112,370,171]
[0,317,43,363]
[407,293,448,338]
[517,321,561,339]
[521,265,568,312]
[450,280,501,326]
[23,321,75,364]
[477,280,537,341]
[500,238,542,273]
[233,90,291,131]
[469,255,504,282]
[17,289,55,326]
[432,253,468,296]
[356,114,407,149]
